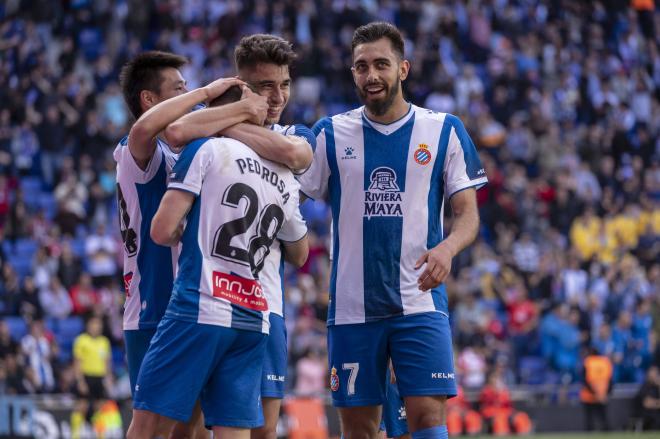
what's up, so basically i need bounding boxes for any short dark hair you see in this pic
[234,34,296,71]
[208,85,243,107]
[351,22,404,59]
[119,51,188,119]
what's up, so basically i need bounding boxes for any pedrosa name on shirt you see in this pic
[236,157,290,204]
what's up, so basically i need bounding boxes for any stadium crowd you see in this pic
[0,0,658,430]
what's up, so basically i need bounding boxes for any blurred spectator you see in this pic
[0,320,18,358]
[54,173,88,236]
[17,276,43,322]
[57,241,83,290]
[580,347,613,431]
[39,276,73,320]
[479,371,533,435]
[85,223,117,287]
[70,273,99,316]
[634,365,660,431]
[20,319,55,392]
[293,347,326,397]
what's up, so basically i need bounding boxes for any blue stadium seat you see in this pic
[70,238,86,257]
[4,316,28,341]
[20,177,43,210]
[519,356,547,385]
[14,238,38,260]
[38,193,57,220]
[57,316,84,340]
[11,258,32,280]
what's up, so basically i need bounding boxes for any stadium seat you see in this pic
[57,316,85,340]
[38,193,58,220]
[14,238,38,260]
[4,316,28,341]
[519,356,547,385]
[11,258,33,280]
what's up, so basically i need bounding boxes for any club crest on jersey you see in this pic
[364,167,403,219]
[414,144,432,165]
[330,367,339,391]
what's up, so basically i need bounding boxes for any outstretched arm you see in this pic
[221,123,313,172]
[128,77,245,168]
[416,188,479,291]
[164,93,266,149]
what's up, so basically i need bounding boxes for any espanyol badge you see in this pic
[414,143,432,165]
[330,367,339,392]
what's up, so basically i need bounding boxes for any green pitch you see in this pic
[472,433,659,439]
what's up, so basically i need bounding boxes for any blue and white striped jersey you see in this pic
[257,123,314,317]
[298,104,487,325]
[165,136,302,334]
[114,136,179,330]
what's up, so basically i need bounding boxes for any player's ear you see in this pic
[399,59,410,82]
[140,90,156,110]
[350,65,359,85]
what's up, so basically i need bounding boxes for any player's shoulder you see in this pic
[411,105,450,123]
[312,107,363,135]
[112,134,129,160]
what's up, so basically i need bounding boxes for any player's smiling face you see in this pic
[352,38,409,116]
[240,63,291,126]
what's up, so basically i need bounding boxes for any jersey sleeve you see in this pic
[443,114,488,198]
[168,138,213,196]
[296,118,332,200]
[113,136,162,184]
[278,201,308,243]
[287,124,317,152]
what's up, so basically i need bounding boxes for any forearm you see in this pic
[221,123,313,171]
[442,197,479,257]
[129,87,209,163]
[165,100,253,148]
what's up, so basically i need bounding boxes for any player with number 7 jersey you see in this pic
[129,93,307,437]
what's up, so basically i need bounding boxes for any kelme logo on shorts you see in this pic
[330,366,339,392]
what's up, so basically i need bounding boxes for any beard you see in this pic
[357,79,400,116]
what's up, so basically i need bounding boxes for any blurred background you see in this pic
[0,0,657,437]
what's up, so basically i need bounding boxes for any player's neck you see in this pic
[364,97,410,125]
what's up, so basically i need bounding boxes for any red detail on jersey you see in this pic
[123,272,133,296]
[212,272,268,311]
[414,148,432,165]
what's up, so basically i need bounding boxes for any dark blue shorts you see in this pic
[327,312,457,407]
[124,328,158,396]
[261,313,287,398]
[380,371,408,438]
[133,317,267,428]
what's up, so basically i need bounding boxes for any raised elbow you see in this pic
[150,218,169,246]
[164,122,186,149]
[284,138,313,172]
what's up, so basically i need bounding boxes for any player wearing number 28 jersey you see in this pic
[131,97,305,433]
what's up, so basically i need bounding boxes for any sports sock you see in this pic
[411,425,448,439]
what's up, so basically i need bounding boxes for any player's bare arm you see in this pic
[220,85,313,172]
[164,83,268,148]
[281,236,309,268]
[150,189,195,247]
[416,188,479,291]
[222,122,313,172]
[129,77,245,163]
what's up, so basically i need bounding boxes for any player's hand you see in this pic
[240,85,268,125]
[204,77,246,101]
[415,242,455,292]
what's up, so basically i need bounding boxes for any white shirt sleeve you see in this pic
[168,141,213,196]
[443,115,488,198]
[296,119,332,200]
